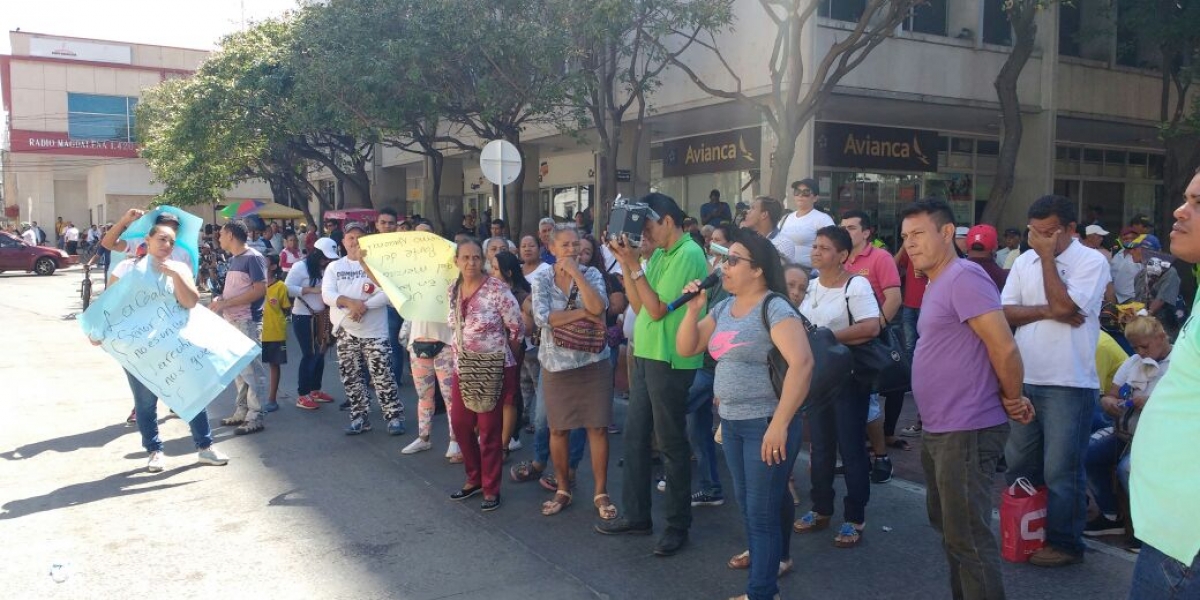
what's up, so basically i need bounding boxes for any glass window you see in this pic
[1081,148,1103,176]
[1127,152,1148,179]
[820,0,867,22]
[904,0,947,35]
[1147,154,1165,179]
[1104,150,1127,178]
[67,93,137,142]
[1059,2,1082,57]
[982,0,1012,45]
[977,140,1000,156]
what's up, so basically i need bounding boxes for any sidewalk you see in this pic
[0,267,1136,599]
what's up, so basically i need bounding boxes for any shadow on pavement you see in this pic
[0,466,198,520]
[1,422,133,461]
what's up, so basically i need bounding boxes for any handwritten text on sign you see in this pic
[79,259,261,422]
[359,232,459,323]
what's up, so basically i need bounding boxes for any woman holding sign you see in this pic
[94,223,230,472]
[447,240,523,512]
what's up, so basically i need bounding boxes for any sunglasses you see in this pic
[726,254,755,268]
[793,190,814,197]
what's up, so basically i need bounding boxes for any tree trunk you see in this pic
[981,6,1037,226]
[769,122,797,202]
[426,152,447,235]
[595,142,618,238]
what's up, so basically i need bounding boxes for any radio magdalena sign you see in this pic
[663,127,761,178]
[815,122,938,173]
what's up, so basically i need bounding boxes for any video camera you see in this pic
[606,195,658,248]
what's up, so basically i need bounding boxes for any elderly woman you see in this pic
[532,225,617,519]
[676,229,814,600]
[447,239,523,512]
[795,225,880,549]
[1085,316,1172,537]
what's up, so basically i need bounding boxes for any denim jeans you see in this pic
[292,314,326,396]
[923,424,1009,600]
[386,306,407,386]
[686,369,722,496]
[807,377,872,524]
[1005,384,1097,555]
[723,416,802,600]
[900,306,920,358]
[227,317,266,420]
[125,370,212,452]
[623,357,695,531]
[1128,542,1200,600]
[533,375,586,468]
[1085,427,1132,516]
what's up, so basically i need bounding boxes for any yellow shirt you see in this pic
[1095,330,1129,394]
[262,281,291,342]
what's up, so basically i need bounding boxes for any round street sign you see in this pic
[479,139,522,186]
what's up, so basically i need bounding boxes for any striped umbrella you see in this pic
[220,199,267,219]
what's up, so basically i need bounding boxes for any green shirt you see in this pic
[633,233,708,369]
[1131,296,1200,564]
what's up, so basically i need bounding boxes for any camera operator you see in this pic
[596,193,709,558]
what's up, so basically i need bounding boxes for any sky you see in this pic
[1,0,300,53]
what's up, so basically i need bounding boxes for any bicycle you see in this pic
[80,262,94,310]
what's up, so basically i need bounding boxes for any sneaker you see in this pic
[386,418,406,436]
[1083,515,1126,537]
[1028,546,1084,567]
[654,527,688,557]
[594,518,653,536]
[345,417,372,435]
[263,401,280,413]
[338,400,352,411]
[656,478,667,492]
[691,491,726,507]
[508,438,523,451]
[296,395,320,410]
[446,441,462,459]
[146,450,165,472]
[401,438,433,455]
[125,408,137,426]
[870,455,893,484]
[311,391,335,403]
[234,417,264,436]
[899,424,923,438]
[197,447,230,466]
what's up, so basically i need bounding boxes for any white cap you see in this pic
[313,237,340,259]
[954,226,970,238]
[1085,224,1110,237]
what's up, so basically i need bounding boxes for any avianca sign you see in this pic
[815,122,939,173]
[8,129,139,158]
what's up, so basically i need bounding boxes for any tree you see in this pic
[655,0,920,200]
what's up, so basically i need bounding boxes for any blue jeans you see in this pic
[722,416,802,600]
[292,314,326,396]
[1129,542,1200,600]
[900,306,920,358]
[808,377,872,524]
[1005,384,1097,555]
[534,375,586,468]
[686,369,722,495]
[1085,428,1131,516]
[125,370,212,452]
[386,306,407,386]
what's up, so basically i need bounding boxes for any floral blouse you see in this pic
[448,276,523,367]
[531,266,610,372]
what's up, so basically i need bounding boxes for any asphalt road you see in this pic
[0,266,1136,599]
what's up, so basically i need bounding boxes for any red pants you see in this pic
[450,376,504,497]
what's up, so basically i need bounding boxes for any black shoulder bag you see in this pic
[843,276,911,394]
[760,292,853,413]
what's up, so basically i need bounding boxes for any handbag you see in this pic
[1000,477,1048,563]
[412,340,446,359]
[453,282,504,413]
[296,295,333,353]
[551,281,607,353]
[843,276,911,394]
[761,293,852,413]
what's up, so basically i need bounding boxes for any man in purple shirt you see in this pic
[900,199,1034,600]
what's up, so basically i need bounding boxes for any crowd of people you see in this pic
[80,171,1200,600]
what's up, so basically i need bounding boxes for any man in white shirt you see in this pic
[21,224,37,246]
[322,221,406,436]
[1110,228,1143,304]
[741,195,796,263]
[1000,195,1112,567]
[777,178,833,270]
[64,222,80,255]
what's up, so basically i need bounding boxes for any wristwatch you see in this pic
[631,269,645,281]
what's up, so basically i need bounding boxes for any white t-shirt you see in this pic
[1113,353,1170,398]
[321,257,390,339]
[64,227,79,242]
[1001,239,1112,388]
[22,229,37,245]
[284,260,327,316]
[124,236,194,273]
[600,243,624,275]
[799,275,879,331]
[778,209,834,268]
[768,231,798,264]
[1110,249,1143,304]
[110,257,188,283]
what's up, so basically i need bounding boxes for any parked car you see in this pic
[0,232,77,275]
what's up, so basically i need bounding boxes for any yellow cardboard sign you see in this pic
[359,232,459,323]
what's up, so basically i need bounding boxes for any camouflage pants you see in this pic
[336,332,404,422]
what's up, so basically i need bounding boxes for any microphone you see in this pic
[666,268,722,312]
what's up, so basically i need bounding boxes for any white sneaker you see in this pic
[445,441,461,459]
[197,447,230,466]
[402,438,433,455]
[147,450,165,472]
[508,438,523,451]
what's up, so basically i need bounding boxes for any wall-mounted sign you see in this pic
[8,129,139,158]
[815,122,938,173]
[662,127,760,178]
[29,37,133,65]
[616,169,631,182]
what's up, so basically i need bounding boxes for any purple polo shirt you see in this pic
[912,259,1008,433]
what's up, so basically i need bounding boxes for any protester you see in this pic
[520,234,550,279]
[101,209,194,269]
[742,195,796,264]
[797,225,879,548]
[900,199,1032,600]
[261,255,291,413]
[530,225,616,519]
[677,229,813,600]
[581,233,628,433]
[375,208,409,392]
[964,224,1008,291]
[777,179,833,271]
[63,222,80,255]
[279,232,303,273]
[996,228,1022,268]
[1083,224,1113,260]
[538,217,557,265]
[287,238,338,410]
[490,251,531,455]
[446,239,522,512]
[209,221,269,435]
[321,222,406,436]
[1001,195,1111,567]
[783,263,809,307]
[701,189,733,227]
[94,223,230,471]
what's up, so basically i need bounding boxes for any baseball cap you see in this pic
[1138,234,1162,251]
[1084,224,1109,237]
[1003,227,1021,237]
[954,226,970,239]
[966,224,998,252]
[313,237,340,259]
[343,221,368,234]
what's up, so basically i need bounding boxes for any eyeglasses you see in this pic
[726,254,755,268]
[793,189,814,197]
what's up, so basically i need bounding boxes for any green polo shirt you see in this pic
[633,233,708,369]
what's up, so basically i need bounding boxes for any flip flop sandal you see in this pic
[447,454,464,464]
[509,461,543,483]
[793,511,832,534]
[727,550,750,570]
[833,522,865,548]
[593,494,618,520]
[886,438,912,451]
[541,490,572,516]
[539,472,577,492]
